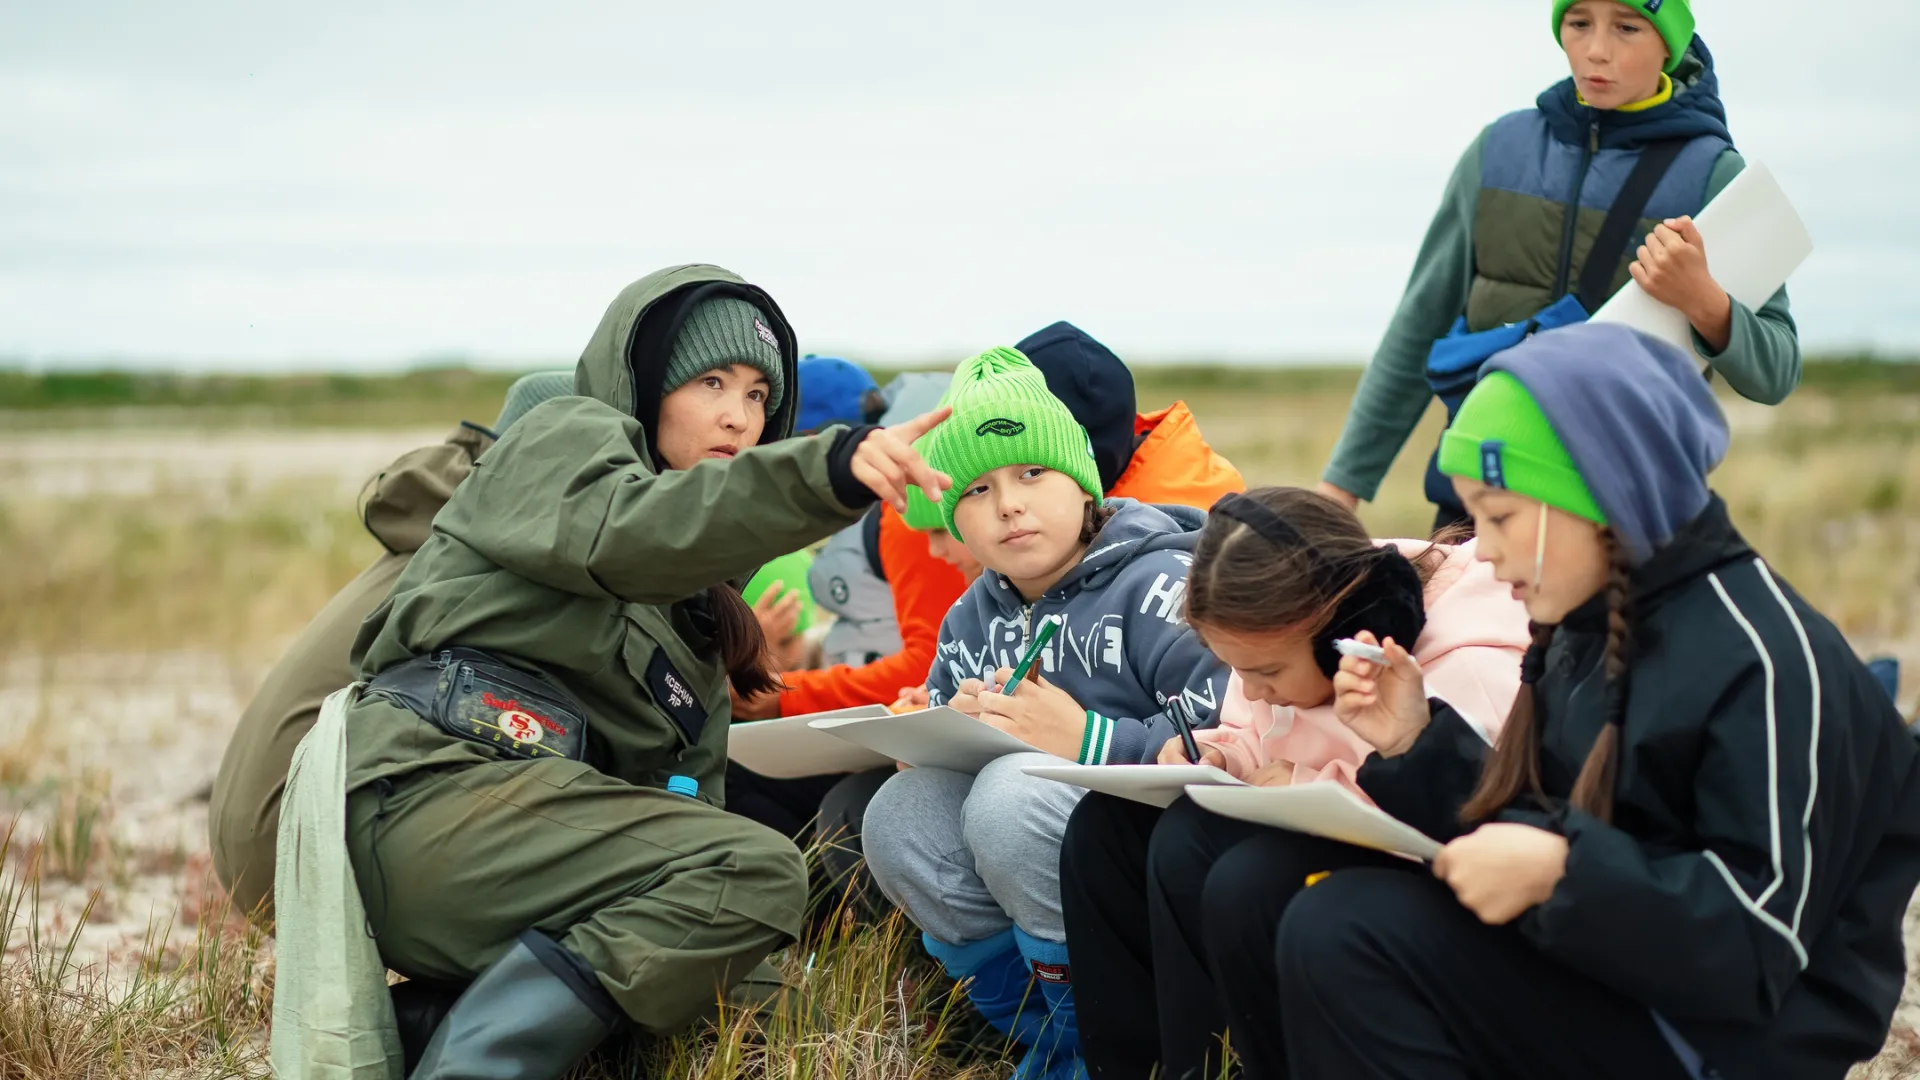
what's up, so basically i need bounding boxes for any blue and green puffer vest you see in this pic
[1465,36,1733,331]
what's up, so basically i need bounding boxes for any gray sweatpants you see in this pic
[861,752,1087,945]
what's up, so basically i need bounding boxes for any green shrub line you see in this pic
[3,354,1915,418]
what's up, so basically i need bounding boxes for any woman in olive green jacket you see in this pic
[336,264,948,1079]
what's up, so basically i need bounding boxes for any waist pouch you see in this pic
[1421,293,1590,509]
[364,648,590,763]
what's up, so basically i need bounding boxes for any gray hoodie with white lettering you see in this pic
[926,498,1229,765]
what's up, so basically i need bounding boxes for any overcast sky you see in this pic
[3,0,1915,370]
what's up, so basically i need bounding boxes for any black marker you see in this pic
[1168,700,1202,765]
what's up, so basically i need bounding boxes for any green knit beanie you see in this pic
[902,484,947,532]
[493,370,575,435]
[921,347,1103,539]
[743,549,816,634]
[1553,0,1694,73]
[1438,371,1607,525]
[663,297,786,411]
[901,375,959,533]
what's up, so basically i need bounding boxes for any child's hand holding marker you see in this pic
[947,678,990,718]
[976,617,1090,760]
[1331,631,1429,758]
[1156,736,1226,770]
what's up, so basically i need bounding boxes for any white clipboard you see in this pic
[1589,160,1812,367]
[1022,763,1248,808]
[808,706,1043,774]
[1186,782,1443,861]
[728,705,896,778]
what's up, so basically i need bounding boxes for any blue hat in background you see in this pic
[795,355,880,433]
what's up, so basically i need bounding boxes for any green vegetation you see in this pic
[3,355,1914,431]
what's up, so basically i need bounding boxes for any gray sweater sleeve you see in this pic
[1691,150,1802,405]
[1321,129,1487,502]
[1091,553,1233,765]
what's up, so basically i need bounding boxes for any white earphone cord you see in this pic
[1533,500,1549,593]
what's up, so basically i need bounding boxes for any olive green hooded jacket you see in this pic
[344,265,873,804]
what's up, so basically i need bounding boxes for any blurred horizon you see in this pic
[6,0,1916,371]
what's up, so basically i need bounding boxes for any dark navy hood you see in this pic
[1017,321,1137,493]
[1537,35,1732,150]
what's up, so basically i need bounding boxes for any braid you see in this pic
[1569,531,1634,823]
[1602,532,1632,683]
[1460,620,1558,823]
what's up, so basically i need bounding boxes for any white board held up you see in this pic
[1590,161,1813,368]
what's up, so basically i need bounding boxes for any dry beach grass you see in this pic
[1,364,1917,1077]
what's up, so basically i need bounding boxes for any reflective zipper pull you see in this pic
[1589,120,1600,154]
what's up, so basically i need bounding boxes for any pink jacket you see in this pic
[1193,538,1530,791]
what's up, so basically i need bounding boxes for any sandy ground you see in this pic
[3,426,1918,1076]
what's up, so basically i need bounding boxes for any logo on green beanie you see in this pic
[1644,0,1662,12]
[753,318,778,349]
[1481,441,1508,489]
[975,418,1027,437]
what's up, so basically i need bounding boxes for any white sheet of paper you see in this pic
[727,705,895,778]
[1023,763,1248,809]
[808,706,1043,775]
[1186,782,1443,861]
[1589,160,1812,365]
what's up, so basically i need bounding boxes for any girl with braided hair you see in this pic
[1209,323,1920,1080]
[1059,485,1530,1079]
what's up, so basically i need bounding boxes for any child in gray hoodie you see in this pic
[862,348,1229,1080]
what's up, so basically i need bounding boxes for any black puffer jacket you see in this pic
[1362,498,1920,1079]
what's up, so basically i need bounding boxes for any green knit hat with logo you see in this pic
[902,375,960,533]
[743,548,816,634]
[1553,0,1694,73]
[902,484,947,532]
[663,297,787,411]
[920,346,1103,539]
[1437,371,1606,524]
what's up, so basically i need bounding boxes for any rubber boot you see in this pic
[389,979,466,1075]
[921,930,1050,1051]
[1013,928,1086,1080]
[408,930,625,1080]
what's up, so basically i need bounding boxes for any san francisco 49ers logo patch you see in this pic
[482,692,568,745]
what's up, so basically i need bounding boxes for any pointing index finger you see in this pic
[888,406,953,443]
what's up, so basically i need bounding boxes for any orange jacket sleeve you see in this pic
[775,507,969,716]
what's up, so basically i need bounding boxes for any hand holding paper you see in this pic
[1433,823,1569,925]
[1629,216,1732,352]
[1591,161,1812,366]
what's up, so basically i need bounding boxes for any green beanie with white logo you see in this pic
[1438,371,1606,524]
[1553,0,1695,73]
[663,297,787,411]
[920,346,1102,539]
